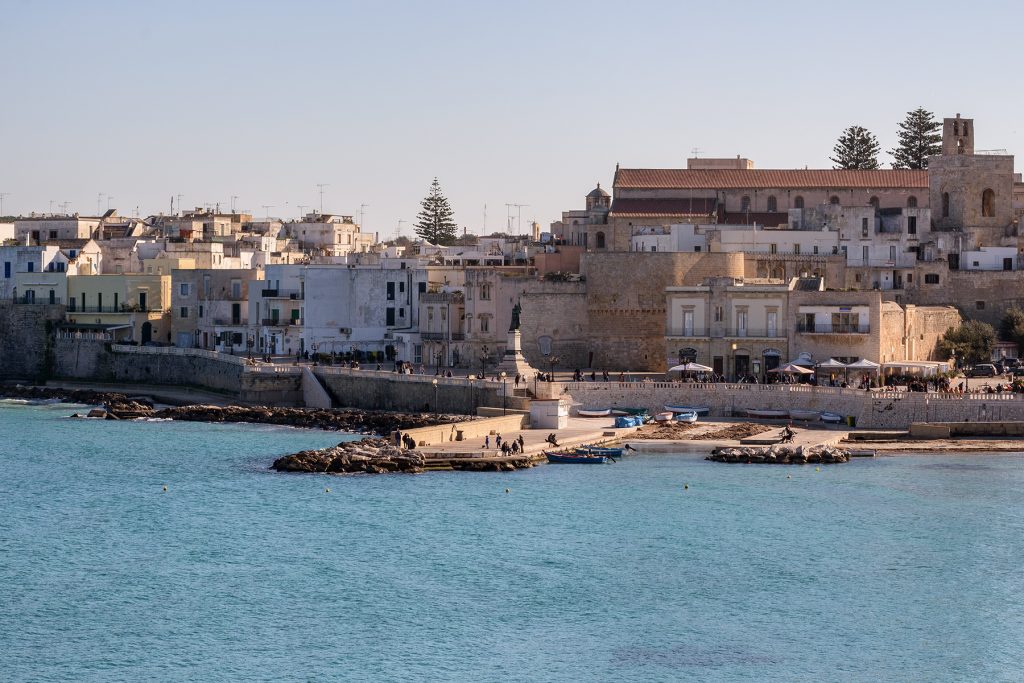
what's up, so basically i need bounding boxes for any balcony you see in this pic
[421,331,467,341]
[260,289,303,300]
[666,327,709,338]
[725,327,783,338]
[261,318,300,326]
[14,295,61,305]
[212,318,244,326]
[796,322,870,334]
[67,305,163,313]
[846,256,917,268]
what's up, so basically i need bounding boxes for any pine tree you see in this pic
[830,125,881,170]
[414,177,458,245]
[890,107,942,169]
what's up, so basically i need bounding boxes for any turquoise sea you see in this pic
[2,400,1023,682]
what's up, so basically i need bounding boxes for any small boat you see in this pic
[788,409,821,421]
[665,405,710,416]
[577,408,612,418]
[573,446,624,457]
[674,411,699,423]
[821,412,844,424]
[611,407,649,416]
[546,451,610,464]
[746,409,789,419]
[654,411,674,422]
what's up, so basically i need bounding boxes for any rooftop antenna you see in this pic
[512,203,529,235]
[0,192,10,216]
[49,200,54,214]
[231,195,239,213]
[297,204,308,219]
[59,201,71,215]
[107,196,114,211]
[359,203,369,228]
[316,183,329,214]
[483,203,487,233]
[261,205,275,221]
[505,203,514,235]
[396,219,406,239]
[97,193,105,215]
[691,147,703,158]
[176,194,184,215]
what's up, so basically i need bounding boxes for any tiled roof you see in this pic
[609,198,717,217]
[614,168,928,190]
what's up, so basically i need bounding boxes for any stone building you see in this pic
[170,268,263,351]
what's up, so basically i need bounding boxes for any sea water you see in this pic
[1,401,1023,682]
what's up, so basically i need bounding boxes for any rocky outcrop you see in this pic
[707,445,850,464]
[272,438,426,474]
[0,385,147,408]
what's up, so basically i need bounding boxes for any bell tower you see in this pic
[942,113,974,156]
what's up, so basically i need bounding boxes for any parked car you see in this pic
[967,364,998,378]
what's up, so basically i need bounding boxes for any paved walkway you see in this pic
[418,416,637,457]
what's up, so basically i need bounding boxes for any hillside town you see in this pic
[2,113,1023,383]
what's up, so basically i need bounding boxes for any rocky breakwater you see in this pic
[707,444,850,465]
[272,438,426,475]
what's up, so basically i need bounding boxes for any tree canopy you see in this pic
[999,307,1024,354]
[830,125,881,170]
[937,320,996,365]
[890,107,942,169]
[414,178,458,246]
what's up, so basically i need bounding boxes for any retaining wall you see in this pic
[400,413,530,448]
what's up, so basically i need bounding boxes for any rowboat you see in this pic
[611,407,649,416]
[821,412,844,424]
[665,405,710,416]
[788,409,821,421]
[573,446,623,457]
[653,411,674,422]
[746,409,788,418]
[674,411,699,423]
[577,408,611,418]
[546,452,610,464]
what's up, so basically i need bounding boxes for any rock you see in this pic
[87,408,107,418]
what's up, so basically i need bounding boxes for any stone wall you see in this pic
[0,302,65,380]
[540,380,1024,429]
[906,267,1024,327]
[520,280,589,368]
[400,413,530,447]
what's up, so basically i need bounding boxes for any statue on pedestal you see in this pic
[509,301,522,332]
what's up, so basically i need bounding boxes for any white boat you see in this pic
[821,412,844,424]
[577,408,612,418]
[746,409,789,419]
[673,411,699,423]
[664,405,710,416]
[653,411,674,422]
[788,409,821,421]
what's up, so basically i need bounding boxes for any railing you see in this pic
[260,318,300,326]
[212,318,244,326]
[421,331,467,341]
[315,364,505,387]
[666,328,783,338]
[846,257,917,268]
[14,296,62,304]
[666,328,709,338]
[111,344,249,366]
[67,305,164,313]
[725,327,783,338]
[260,289,302,299]
[796,323,870,334]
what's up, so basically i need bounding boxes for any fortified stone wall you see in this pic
[520,280,589,368]
[582,252,745,371]
[0,302,65,380]
[906,268,1024,326]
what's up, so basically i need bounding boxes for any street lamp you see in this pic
[500,371,507,415]
[311,341,319,366]
[246,335,254,360]
[432,378,439,415]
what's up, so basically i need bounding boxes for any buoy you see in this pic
[684,484,689,490]
[786,475,792,479]
[815,467,821,472]
[505,488,510,494]
[325,488,331,493]
[162,485,168,492]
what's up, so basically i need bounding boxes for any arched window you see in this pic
[942,192,950,218]
[793,196,804,209]
[869,196,880,209]
[740,195,751,212]
[766,195,777,212]
[907,196,917,208]
[982,189,995,217]
[829,196,840,205]
[596,231,606,249]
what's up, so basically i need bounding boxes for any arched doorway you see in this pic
[677,347,698,364]
[763,348,781,379]
[141,321,153,345]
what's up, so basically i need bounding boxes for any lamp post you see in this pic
[246,335,254,360]
[432,378,439,415]
[311,341,319,366]
[479,344,489,380]
[500,371,507,415]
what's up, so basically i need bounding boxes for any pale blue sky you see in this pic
[2,0,1021,235]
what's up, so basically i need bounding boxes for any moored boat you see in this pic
[665,405,710,416]
[821,411,844,424]
[745,409,789,418]
[610,407,649,416]
[674,411,699,423]
[577,408,612,418]
[546,452,610,464]
[653,411,674,422]
[788,409,821,421]
[573,446,624,457]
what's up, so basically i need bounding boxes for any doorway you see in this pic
[141,322,153,345]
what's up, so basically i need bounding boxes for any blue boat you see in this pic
[546,451,610,464]
[573,446,624,457]
[673,411,698,423]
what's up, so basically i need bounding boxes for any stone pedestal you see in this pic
[494,330,537,377]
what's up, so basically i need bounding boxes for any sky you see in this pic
[2,0,1022,236]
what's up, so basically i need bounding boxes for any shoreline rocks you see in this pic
[707,445,850,464]
[272,438,426,474]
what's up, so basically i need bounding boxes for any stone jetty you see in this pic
[707,444,850,464]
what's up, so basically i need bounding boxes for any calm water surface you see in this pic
[1,401,1023,682]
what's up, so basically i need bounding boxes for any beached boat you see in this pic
[674,411,699,423]
[745,409,789,419]
[546,452,610,464]
[577,408,612,418]
[820,411,844,424]
[653,411,674,422]
[610,407,649,416]
[665,405,710,416]
[573,446,624,457]
[788,409,821,421]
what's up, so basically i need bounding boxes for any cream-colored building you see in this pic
[66,274,171,344]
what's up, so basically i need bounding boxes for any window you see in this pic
[812,245,819,255]
[794,196,805,209]
[869,196,880,209]
[766,195,777,212]
[907,196,918,208]
[399,307,405,318]
[694,246,701,252]
[855,273,862,283]
[890,246,897,261]
[982,189,995,217]
[480,316,490,333]
[199,305,205,318]
[831,312,858,333]
[399,281,405,293]
[231,280,241,299]
[769,243,777,255]
[793,244,800,255]
[925,273,940,284]
[862,246,869,263]
[3,262,9,278]
[596,231,606,249]
[418,282,427,294]
[180,283,189,296]
[49,230,58,239]
[682,310,694,336]
[480,284,491,300]
[27,262,34,273]
[736,310,748,336]
[861,218,869,237]
[714,306,723,322]
[907,274,913,283]
[97,293,102,311]
[830,196,840,205]
[976,301,985,310]
[386,307,395,326]
[114,293,118,310]
[907,216,917,235]
[427,307,434,322]
[741,196,751,212]
[386,282,395,300]
[942,192,950,218]
[180,307,189,318]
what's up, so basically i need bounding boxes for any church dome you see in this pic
[587,183,610,198]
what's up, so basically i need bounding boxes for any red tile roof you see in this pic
[614,168,928,190]
[609,198,717,217]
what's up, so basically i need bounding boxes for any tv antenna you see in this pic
[359,203,369,227]
[512,204,529,235]
[230,195,239,213]
[261,205,275,221]
[691,147,703,158]
[316,183,329,214]
[297,204,307,219]
[59,201,72,215]
[176,194,184,215]
[97,193,105,215]
[0,192,11,216]
[396,219,406,239]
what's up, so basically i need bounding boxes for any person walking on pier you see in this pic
[496,433,503,449]
[394,431,402,447]
[484,435,490,449]
[517,434,525,451]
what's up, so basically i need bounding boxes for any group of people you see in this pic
[394,431,417,450]
[570,369,625,383]
[483,433,526,455]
